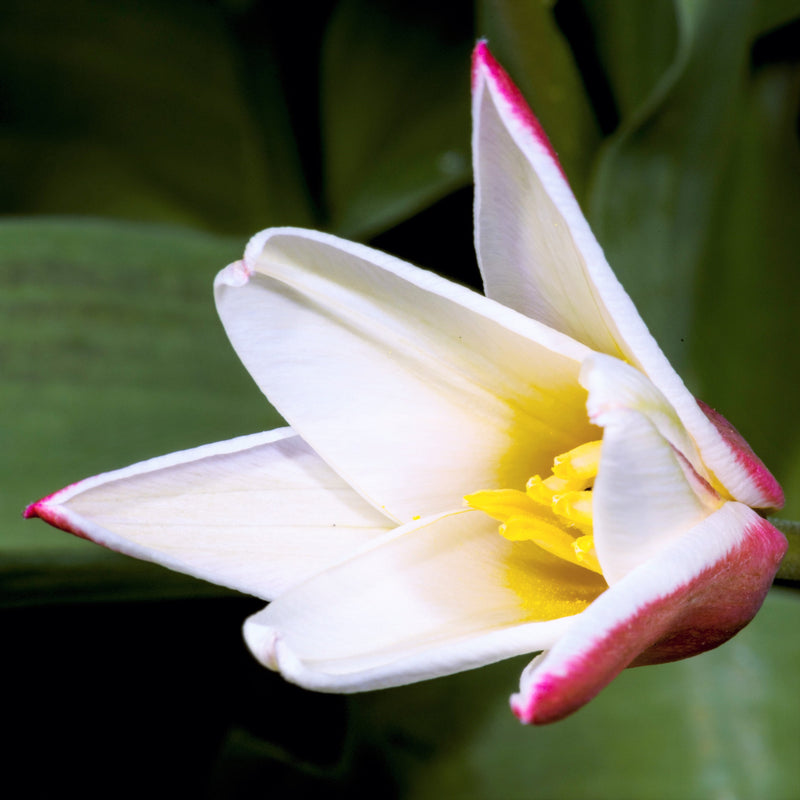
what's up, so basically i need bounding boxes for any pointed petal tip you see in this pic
[510,689,533,724]
[215,259,252,289]
[510,671,593,725]
[471,39,490,85]
[507,652,569,725]
[510,695,529,723]
[23,483,70,521]
[471,40,565,179]
[23,492,92,542]
[23,501,41,520]
[510,684,553,726]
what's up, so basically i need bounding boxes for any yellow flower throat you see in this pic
[465,441,604,574]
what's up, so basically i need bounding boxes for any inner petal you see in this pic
[216,228,596,524]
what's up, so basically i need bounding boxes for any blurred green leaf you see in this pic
[321,0,472,238]
[690,59,800,499]
[582,0,679,121]
[0,0,312,233]
[1,217,282,601]
[754,0,800,35]
[588,0,757,371]
[476,0,602,198]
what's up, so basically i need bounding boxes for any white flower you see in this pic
[27,43,786,724]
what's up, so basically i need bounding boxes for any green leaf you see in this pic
[588,0,758,371]
[689,59,800,494]
[753,0,800,35]
[0,0,312,233]
[581,0,680,121]
[1,217,282,602]
[321,0,472,238]
[476,0,602,199]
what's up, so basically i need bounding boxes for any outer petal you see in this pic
[471,42,782,511]
[511,502,787,724]
[472,41,626,358]
[215,228,596,524]
[25,428,393,599]
[243,509,607,691]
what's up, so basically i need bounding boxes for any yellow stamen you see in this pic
[552,440,602,483]
[466,439,604,575]
[553,490,593,531]
[525,474,571,505]
[502,517,590,571]
[573,534,601,573]
[463,489,538,523]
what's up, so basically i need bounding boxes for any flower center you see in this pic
[465,441,604,574]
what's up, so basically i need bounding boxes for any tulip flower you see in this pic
[26,42,787,724]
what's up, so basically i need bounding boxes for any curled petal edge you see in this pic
[510,502,787,724]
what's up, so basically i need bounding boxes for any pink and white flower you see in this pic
[26,42,787,724]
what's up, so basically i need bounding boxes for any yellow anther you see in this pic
[466,439,604,577]
[525,474,571,505]
[573,535,602,574]
[464,489,536,521]
[501,517,588,571]
[552,440,602,483]
[553,490,593,531]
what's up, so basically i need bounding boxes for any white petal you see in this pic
[472,42,628,356]
[26,429,392,599]
[591,399,722,584]
[215,228,595,523]
[243,508,606,691]
[471,43,776,509]
[581,354,705,480]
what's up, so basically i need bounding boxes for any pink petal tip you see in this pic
[471,40,567,180]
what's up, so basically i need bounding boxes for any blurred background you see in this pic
[2,0,800,796]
